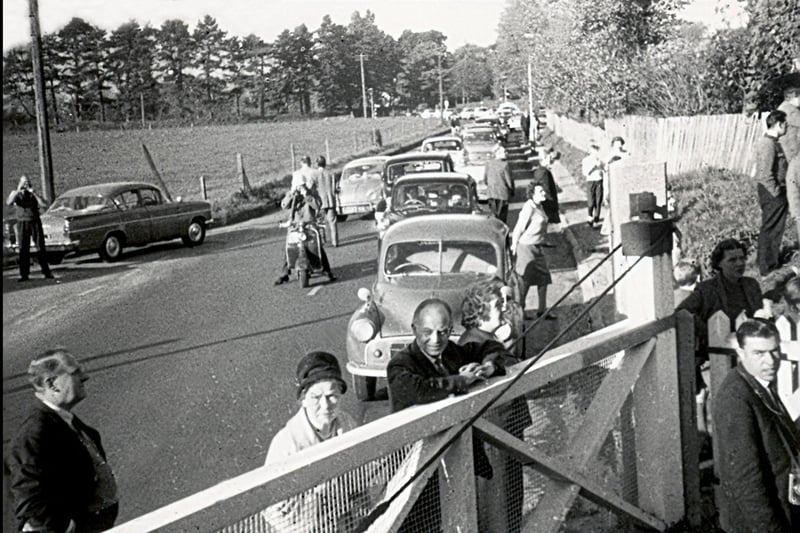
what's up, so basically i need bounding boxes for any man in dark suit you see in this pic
[484,145,514,224]
[712,319,800,533]
[6,350,118,533]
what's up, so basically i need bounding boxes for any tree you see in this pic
[3,46,36,121]
[240,34,270,118]
[192,15,228,117]
[449,45,493,104]
[270,25,317,114]
[156,19,193,118]
[348,10,400,114]
[56,17,109,121]
[396,30,448,109]
[108,21,158,122]
[315,15,359,115]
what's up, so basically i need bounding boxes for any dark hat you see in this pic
[295,351,347,398]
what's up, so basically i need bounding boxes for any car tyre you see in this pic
[100,234,123,262]
[353,375,376,402]
[299,269,309,288]
[182,219,206,246]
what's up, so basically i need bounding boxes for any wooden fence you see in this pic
[547,112,765,177]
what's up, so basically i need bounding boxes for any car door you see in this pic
[138,187,182,239]
[113,189,152,246]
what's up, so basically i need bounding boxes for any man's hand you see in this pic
[459,363,487,385]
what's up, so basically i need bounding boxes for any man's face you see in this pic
[46,359,88,409]
[738,335,781,383]
[412,305,451,359]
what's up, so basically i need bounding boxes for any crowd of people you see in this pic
[6,90,800,532]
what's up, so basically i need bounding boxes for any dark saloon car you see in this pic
[39,182,213,262]
[381,152,456,194]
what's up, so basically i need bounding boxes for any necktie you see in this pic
[767,383,784,410]
[433,359,448,376]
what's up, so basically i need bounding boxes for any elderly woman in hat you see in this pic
[263,352,358,532]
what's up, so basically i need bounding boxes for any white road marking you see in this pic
[78,286,104,297]
[307,286,323,296]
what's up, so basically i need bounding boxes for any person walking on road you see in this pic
[511,182,554,320]
[6,175,55,282]
[314,156,339,247]
[581,141,605,228]
[485,145,514,224]
[291,155,317,191]
[712,319,800,533]
[6,349,118,533]
[755,110,789,275]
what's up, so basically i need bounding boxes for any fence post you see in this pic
[236,153,252,195]
[199,176,207,200]
[675,310,702,527]
[439,429,478,532]
[290,144,296,172]
[353,131,359,152]
[618,221,687,524]
[325,137,331,164]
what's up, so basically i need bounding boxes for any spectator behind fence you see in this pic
[676,239,772,391]
[459,279,528,533]
[673,260,700,307]
[386,299,508,532]
[755,110,789,276]
[778,275,800,324]
[777,80,800,163]
[581,140,605,228]
[712,319,800,533]
[262,351,358,532]
[6,349,118,533]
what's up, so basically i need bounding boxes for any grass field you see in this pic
[2,116,444,217]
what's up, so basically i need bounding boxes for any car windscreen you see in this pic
[392,182,471,212]
[462,131,495,142]
[386,161,445,182]
[47,194,114,213]
[342,161,383,180]
[428,140,462,151]
[384,240,498,276]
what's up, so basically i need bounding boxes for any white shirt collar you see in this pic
[38,396,74,427]
[753,376,772,390]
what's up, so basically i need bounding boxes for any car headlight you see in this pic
[351,318,377,342]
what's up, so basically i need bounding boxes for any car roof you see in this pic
[392,172,473,185]
[343,156,389,168]
[55,182,162,197]
[422,136,461,143]
[383,214,507,243]
[385,152,453,164]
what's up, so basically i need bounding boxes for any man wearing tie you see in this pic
[6,350,118,533]
[713,319,800,533]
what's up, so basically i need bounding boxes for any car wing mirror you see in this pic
[357,287,372,303]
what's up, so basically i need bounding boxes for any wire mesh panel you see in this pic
[217,444,414,533]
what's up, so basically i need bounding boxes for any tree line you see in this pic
[2,10,496,127]
[494,0,799,122]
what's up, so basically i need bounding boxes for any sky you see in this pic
[2,0,748,53]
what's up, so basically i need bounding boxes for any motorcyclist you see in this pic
[274,184,336,285]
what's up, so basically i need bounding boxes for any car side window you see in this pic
[115,191,139,210]
[138,188,161,207]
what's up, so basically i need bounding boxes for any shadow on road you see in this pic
[2,263,134,294]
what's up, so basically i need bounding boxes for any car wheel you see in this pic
[353,375,376,401]
[46,252,65,265]
[100,234,123,262]
[182,219,206,246]
[299,269,309,288]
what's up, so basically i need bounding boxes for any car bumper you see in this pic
[347,335,416,378]
[7,241,79,253]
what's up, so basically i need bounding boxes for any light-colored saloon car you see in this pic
[40,182,212,262]
[337,156,388,220]
[346,214,522,400]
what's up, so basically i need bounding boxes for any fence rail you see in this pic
[547,112,765,177]
[108,312,698,533]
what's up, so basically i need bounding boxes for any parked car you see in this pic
[381,152,456,195]
[34,182,213,262]
[375,172,486,238]
[460,107,476,120]
[345,214,523,400]
[337,156,388,220]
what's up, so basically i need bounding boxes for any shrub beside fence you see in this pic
[546,112,764,177]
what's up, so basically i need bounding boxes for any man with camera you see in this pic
[6,175,55,282]
[712,319,800,532]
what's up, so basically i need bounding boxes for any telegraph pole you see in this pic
[359,53,368,119]
[28,0,55,203]
[437,53,444,124]
[528,56,535,142]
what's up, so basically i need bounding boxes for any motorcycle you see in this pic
[281,193,327,288]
